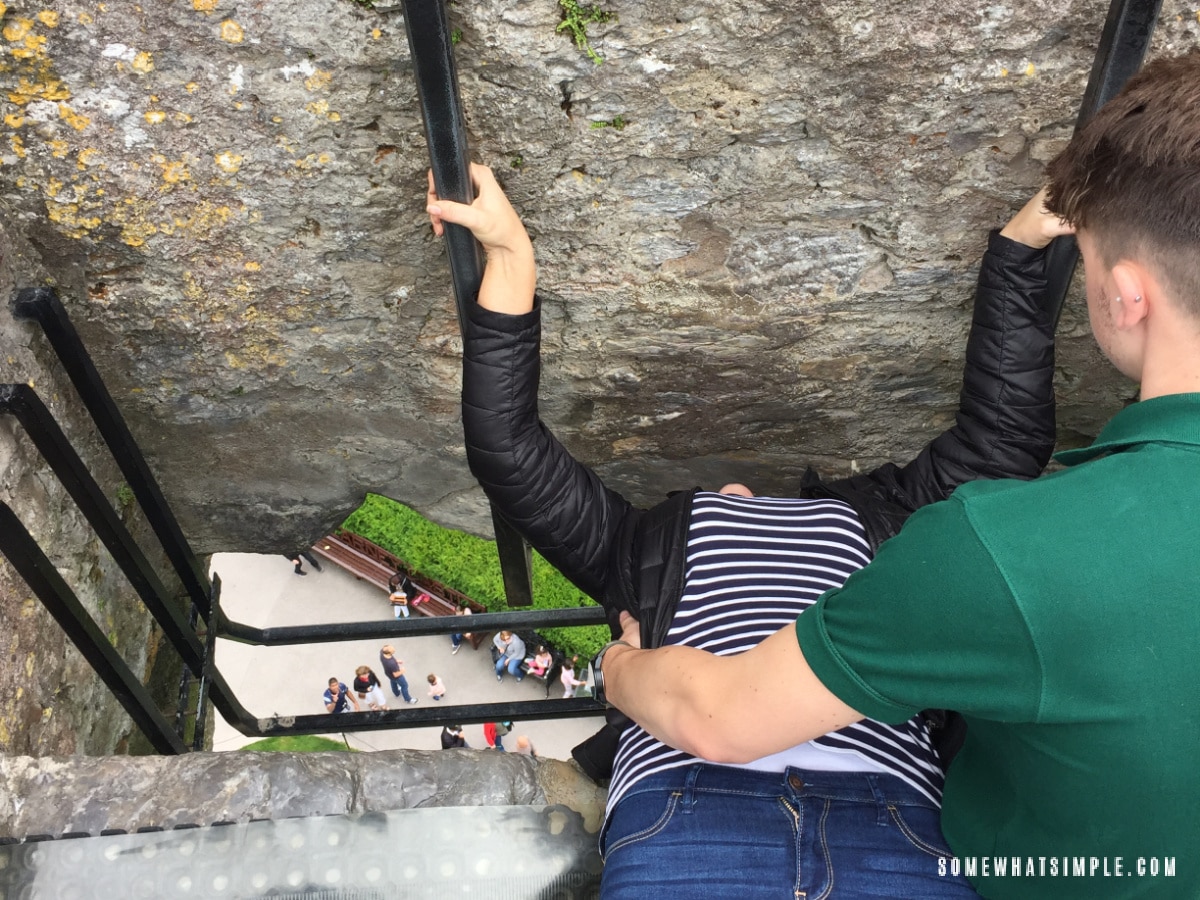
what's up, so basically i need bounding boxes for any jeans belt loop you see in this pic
[681,764,703,813]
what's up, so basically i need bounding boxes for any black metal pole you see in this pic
[0,384,206,674]
[401,0,534,606]
[1041,0,1162,326]
[0,503,187,754]
[10,287,213,618]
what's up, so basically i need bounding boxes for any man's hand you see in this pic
[602,620,865,763]
[1000,186,1074,249]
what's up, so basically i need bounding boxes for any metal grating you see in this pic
[0,806,603,899]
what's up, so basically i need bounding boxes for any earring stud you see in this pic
[1115,296,1123,303]
[1133,295,1143,303]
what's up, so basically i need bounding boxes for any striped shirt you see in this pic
[606,492,945,814]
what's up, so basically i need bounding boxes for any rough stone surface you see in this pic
[0,213,172,757]
[0,750,607,838]
[1,0,1194,558]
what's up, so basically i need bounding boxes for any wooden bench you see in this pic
[311,532,488,649]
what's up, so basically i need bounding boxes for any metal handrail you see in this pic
[0,384,205,674]
[11,287,213,617]
[401,0,534,608]
[0,503,187,754]
[1041,0,1163,327]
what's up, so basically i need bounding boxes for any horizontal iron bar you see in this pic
[0,503,187,754]
[230,697,606,738]
[216,605,608,646]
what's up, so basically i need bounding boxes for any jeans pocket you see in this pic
[603,790,683,860]
[887,803,954,858]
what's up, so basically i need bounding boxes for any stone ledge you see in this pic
[0,750,607,840]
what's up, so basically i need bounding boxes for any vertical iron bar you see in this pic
[1041,0,1162,326]
[0,384,206,674]
[401,0,534,606]
[10,287,213,618]
[0,503,187,754]
[190,574,217,750]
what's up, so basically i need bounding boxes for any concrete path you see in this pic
[209,552,606,761]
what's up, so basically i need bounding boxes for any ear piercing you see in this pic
[1114,295,1143,304]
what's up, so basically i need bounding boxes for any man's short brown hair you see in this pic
[1046,49,1200,314]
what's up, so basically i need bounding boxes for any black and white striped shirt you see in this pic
[607,492,945,814]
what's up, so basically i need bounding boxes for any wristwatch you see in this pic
[589,639,633,706]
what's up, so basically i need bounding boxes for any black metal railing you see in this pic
[11,288,213,618]
[402,0,535,608]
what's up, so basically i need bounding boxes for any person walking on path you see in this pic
[285,550,322,576]
[426,673,446,701]
[560,656,587,699]
[352,665,388,711]
[379,644,418,705]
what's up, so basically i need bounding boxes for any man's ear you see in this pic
[1111,261,1152,330]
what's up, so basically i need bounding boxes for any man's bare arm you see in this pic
[603,613,865,763]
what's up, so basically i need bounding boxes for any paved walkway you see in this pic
[209,552,605,760]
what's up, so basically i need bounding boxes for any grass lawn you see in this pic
[241,735,352,752]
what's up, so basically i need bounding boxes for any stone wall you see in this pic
[2,0,1193,557]
[0,216,170,756]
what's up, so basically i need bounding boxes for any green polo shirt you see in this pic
[796,393,1200,899]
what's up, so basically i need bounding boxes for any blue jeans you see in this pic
[495,656,523,680]
[601,764,979,899]
[387,673,412,702]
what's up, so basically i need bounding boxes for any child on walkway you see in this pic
[560,656,586,699]
[426,673,446,701]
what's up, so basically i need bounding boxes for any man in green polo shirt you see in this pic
[601,50,1200,898]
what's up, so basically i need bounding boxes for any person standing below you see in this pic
[449,603,473,654]
[440,723,468,749]
[351,665,387,711]
[388,585,409,619]
[426,673,446,701]
[514,735,537,758]
[379,644,418,705]
[560,656,586,699]
[492,630,526,683]
[322,677,359,714]
[483,720,512,751]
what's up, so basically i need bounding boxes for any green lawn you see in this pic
[241,735,352,752]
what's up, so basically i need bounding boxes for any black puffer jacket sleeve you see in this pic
[460,298,637,605]
[808,230,1058,549]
